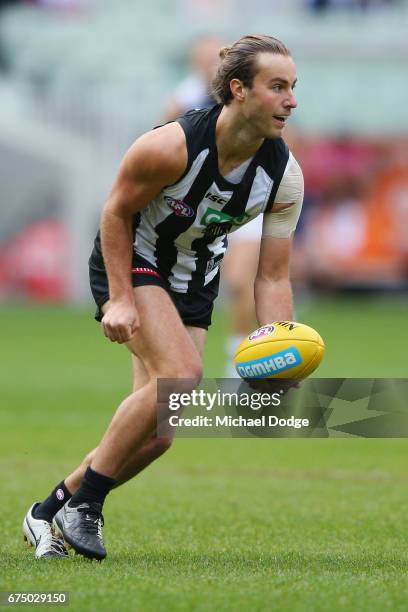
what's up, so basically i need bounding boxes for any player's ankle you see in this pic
[68,466,115,507]
[33,481,72,522]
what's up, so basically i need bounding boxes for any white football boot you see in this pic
[23,503,68,559]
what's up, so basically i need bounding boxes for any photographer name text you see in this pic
[169,415,309,429]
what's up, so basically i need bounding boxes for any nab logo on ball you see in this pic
[248,325,275,341]
[236,347,302,379]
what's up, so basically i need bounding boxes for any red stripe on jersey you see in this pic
[132,267,161,278]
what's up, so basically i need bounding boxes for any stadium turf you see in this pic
[1,296,408,611]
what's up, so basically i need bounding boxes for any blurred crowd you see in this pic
[309,0,399,11]
[0,17,407,304]
[289,133,408,290]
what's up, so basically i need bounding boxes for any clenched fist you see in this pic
[102,299,139,344]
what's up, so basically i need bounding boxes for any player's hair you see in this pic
[212,34,291,105]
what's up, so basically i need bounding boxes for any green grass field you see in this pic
[1,296,408,611]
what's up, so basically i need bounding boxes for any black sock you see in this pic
[33,481,72,522]
[69,467,115,507]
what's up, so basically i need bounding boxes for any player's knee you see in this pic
[161,357,203,386]
[176,359,203,386]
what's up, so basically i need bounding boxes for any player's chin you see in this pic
[260,122,283,139]
[268,124,285,138]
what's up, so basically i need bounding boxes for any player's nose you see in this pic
[286,91,297,109]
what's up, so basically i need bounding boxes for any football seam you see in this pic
[296,345,324,379]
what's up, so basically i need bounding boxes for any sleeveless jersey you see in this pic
[94,105,289,294]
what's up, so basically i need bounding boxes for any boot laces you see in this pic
[77,504,104,540]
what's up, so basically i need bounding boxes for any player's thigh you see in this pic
[127,325,205,394]
[101,299,150,390]
[102,291,205,384]
[127,326,205,393]
[126,286,202,380]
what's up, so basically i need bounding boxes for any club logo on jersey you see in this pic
[200,207,251,227]
[164,196,194,218]
[56,489,65,501]
[248,325,275,341]
[203,222,232,238]
[200,207,252,238]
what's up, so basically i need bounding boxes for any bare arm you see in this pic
[254,235,293,326]
[100,122,187,343]
[254,154,303,324]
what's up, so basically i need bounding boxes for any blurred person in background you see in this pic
[302,161,408,289]
[23,34,303,561]
[0,0,22,72]
[222,209,263,375]
[220,127,307,376]
[163,34,222,121]
[309,0,397,11]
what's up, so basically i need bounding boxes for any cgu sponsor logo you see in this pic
[200,207,251,227]
[203,221,232,238]
[248,325,275,341]
[164,196,194,218]
[236,346,302,379]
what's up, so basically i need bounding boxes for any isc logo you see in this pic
[236,346,302,379]
[204,192,228,205]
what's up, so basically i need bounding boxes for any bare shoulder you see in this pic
[123,122,187,186]
[105,123,188,215]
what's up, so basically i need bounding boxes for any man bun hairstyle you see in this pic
[219,45,233,60]
[212,34,291,105]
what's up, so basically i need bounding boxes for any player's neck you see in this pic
[216,105,264,164]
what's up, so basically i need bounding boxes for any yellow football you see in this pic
[234,321,325,380]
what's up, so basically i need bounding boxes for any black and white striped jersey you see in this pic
[133,105,290,293]
[92,104,290,294]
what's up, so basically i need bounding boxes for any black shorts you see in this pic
[89,251,220,330]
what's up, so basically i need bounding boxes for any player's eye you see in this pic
[271,84,282,92]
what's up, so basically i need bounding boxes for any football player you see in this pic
[23,34,303,560]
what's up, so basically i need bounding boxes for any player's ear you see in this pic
[230,79,246,102]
